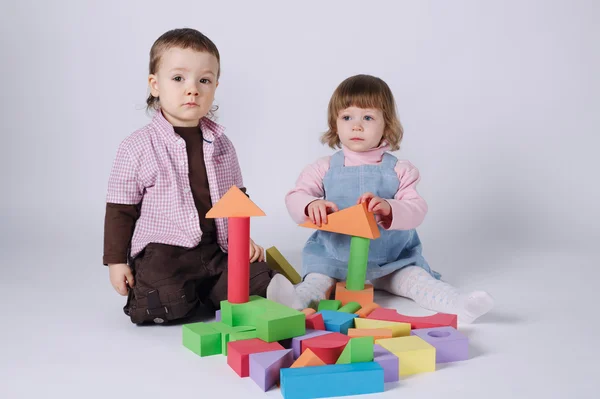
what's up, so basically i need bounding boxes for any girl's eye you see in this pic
[342,116,351,121]
[364,116,373,121]
[200,78,210,84]
[173,76,182,82]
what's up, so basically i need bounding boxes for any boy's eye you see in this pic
[200,78,210,84]
[173,76,182,82]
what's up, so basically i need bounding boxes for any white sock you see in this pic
[266,273,335,310]
[371,266,494,324]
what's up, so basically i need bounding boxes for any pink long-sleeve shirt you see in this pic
[285,144,428,231]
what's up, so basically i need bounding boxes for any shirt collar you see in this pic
[151,108,226,144]
[341,141,390,165]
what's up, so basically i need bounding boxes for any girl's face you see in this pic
[336,106,385,152]
[148,47,219,127]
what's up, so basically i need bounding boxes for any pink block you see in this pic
[368,308,457,329]
[291,329,332,359]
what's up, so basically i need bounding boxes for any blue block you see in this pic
[318,310,358,335]
[280,362,384,399]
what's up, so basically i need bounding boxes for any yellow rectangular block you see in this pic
[354,318,411,337]
[266,246,302,284]
[375,336,435,376]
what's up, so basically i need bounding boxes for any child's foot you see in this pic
[459,291,495,324]
[266,274,303,310]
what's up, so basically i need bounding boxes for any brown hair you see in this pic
[321,74,403,151]
[146,28,221,114]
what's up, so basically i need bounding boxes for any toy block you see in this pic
[249,349,294,391]
[220,295,305,342]
[373,344,399,383]
[411,326,468,363]
[336,336,374,364]
[319,310,358,335]
[368,307,458,329]
[375,336,435,376]
[182,322,222,357]
[280,362,384,399]
[355,302,380,318]
[206,185,266,218]
[227,338,285,377]
[317,299,341,311]
[354,318,411,337]
[215,309,221,322]
[209,322,255,355]
[334,282,374,307]
[291,329,332,359]
[299,202,380,239]
[306,313,325,330]
[301,308,316,316]
[346,236,370,290]
[301,332,350,364]
[338,301,361,314]
[291,348,326,368]
[347,328,393,341]
[266,246,302,284]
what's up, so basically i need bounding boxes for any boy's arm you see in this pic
[285,157,330,224]
[104,142,143,265]
[380,161,428,230]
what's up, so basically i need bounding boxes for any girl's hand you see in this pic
[357,192,392,217]
[249,239,265,263]
[306,200,339,227]
[108,263,134,296]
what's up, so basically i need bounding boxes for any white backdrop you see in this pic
[1,1,599,398]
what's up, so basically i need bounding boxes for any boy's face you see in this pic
[336,106,385,152]
[149,47,219,127]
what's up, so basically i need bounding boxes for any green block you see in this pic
[336,337,374,364]
[266,246,302,284]
[220,295,306,342]
[209,322,255,355]
[338,302,361,313]
[182,322,222,357]
[346,236,370,290]
[318,299,342,311]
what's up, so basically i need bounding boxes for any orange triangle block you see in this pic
[206,185,266,218]
[299,202,380,239]
[291,349,327,368]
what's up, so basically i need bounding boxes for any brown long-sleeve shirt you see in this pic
[103,125,247,265]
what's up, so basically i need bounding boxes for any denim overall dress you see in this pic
[301,151,441,282]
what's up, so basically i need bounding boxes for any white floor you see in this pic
[2,244,599,399]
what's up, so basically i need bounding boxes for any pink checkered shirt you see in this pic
[106,109,243,258]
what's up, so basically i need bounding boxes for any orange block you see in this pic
[347,328,393,341]
[334,282,374,307]
[299,202,380,239]
[355,302,380,318]
[206,185,266,218]
[291,349,326,368]
[302,308,316,316]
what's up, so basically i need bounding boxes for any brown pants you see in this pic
[124,241,275,325]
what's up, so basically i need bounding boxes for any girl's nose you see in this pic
[186,87,199,96]
[353,124,363,131]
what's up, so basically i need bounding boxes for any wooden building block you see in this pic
[354,318,411,337]
[249,349,294,391]
[347,328,393,341]
[355,302,380,318]
[227,338,285,377]
[301,332,350,364]
[411,326,468,363]
[305,313,325,330]
[334,282,374,307]
[368,307,457,330]
[319,310,358,335]
[336,336,374,364]
[317,299,341,311]
[182,322,222,357]
[375,336,435,376]
[266,246,302,284]
[291,348,326,368]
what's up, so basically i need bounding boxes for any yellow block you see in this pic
[266,246,302,284]
[375,336,436,376]
[354,318,411,337]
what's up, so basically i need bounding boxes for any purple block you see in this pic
[215,310,221,322]
[373,344,399,383]
[249,349,294,391]
[411,326,468,363]
[291,329,332,359]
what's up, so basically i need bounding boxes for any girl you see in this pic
[268,74,494,324]
[104,28,276,324]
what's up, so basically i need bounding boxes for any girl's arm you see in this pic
[381,161,429,230]
[285,157,331,224]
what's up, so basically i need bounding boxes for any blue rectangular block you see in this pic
[280,362,384,399]
[318,310,358,335]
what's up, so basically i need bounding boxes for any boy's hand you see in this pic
[306,199,339,227]
[109,263,134,296]
[357,192,391,217]
[249,239,265,263]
